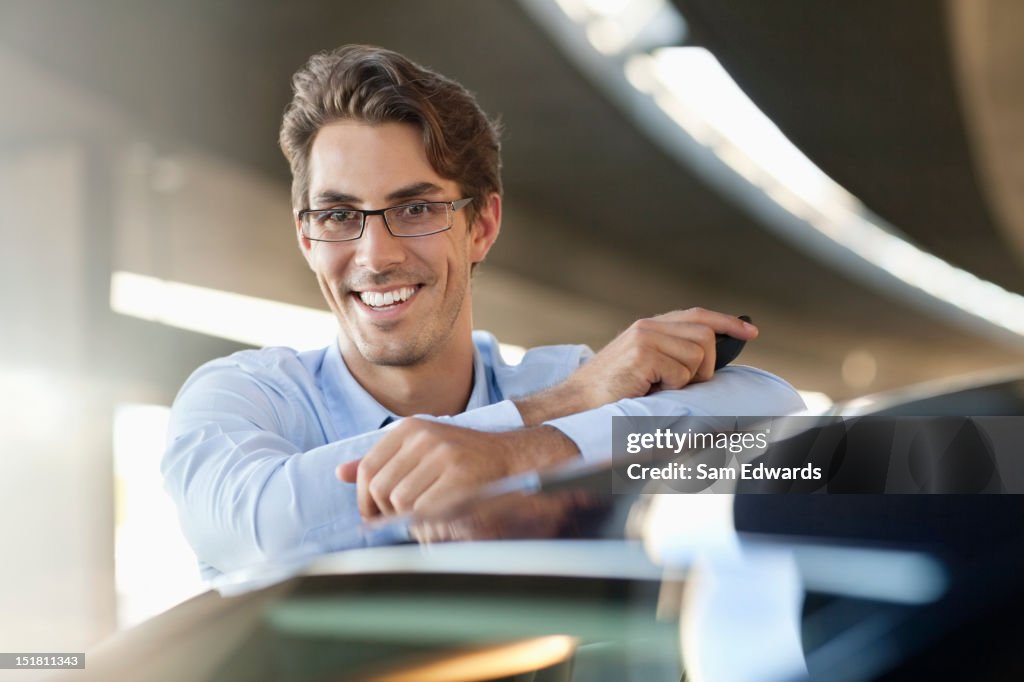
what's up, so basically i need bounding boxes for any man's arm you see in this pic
[339,366,803,520]
[514,308,758,425]
[340,309,804,520]
[162,362,541,575]
[336,420,578,518]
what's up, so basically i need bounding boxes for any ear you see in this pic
[468,193,502,264]
[295,214,316,270]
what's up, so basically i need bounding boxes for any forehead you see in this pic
[308,121,450,201]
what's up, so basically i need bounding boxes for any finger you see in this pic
[693,327,717,382]
[670,327,714,383]
[355,434,401,518]
[387,462,443,514]
[655,308,758,339]
[647,350,698,391]
[631,327,707,387]
[412,473,480,516]
[444,496,567,541]
[337,459,359,483]
[357,481,381,519]
[353,421,424,517]
[364,444,422,516]
[631,321,727,382]
[653,321,746,381]
[412,515,499,543]
[449,515,501,541]
[410,520,449,544]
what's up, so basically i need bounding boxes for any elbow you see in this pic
[162,439,292,575]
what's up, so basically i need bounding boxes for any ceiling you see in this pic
[2,0,1023,400]
[675,0,1024,292]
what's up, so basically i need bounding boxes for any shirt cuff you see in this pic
[544,404,622,462]
[433,399,526,431]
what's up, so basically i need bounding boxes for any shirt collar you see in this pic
[465,342,491,411]
[321,338,490,435]
[320,341,395,434]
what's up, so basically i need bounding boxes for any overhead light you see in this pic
[586,19,630,55]
[647,48,853,212]
[522,0,1024,344]
[580,0,632,17]
[110,271,337,350]
[556,0,684,56]
[553,0,588,22]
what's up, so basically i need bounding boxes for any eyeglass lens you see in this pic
[303,202,452,241]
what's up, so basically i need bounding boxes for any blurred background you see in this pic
[1,0,1023,660]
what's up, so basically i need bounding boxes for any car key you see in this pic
[714,315,751,370]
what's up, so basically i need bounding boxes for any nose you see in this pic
[353,214,406,272]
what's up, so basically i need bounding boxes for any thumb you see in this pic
[337,459,360,483]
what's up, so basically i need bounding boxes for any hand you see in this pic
[336,419,579,519]
[410,490,602,544]
[515,308,757,425]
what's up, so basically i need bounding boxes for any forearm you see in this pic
[167,400,571,573]
[165,425,382,574]
[513,382,590,427]
[542,366,806,461]
[429,401,584,471]
[501,424,581,471]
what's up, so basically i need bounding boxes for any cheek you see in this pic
[440,235,473,272]
[308,245,345,277]
[411,240,459,278]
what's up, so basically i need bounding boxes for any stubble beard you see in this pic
[346,276,468,368]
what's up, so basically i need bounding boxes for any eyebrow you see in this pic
[311,182,445,207]
[311,190,359,206]
[386,182,445,202]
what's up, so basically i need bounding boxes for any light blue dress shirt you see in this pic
[163,331,804,577]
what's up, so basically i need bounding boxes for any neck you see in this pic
[341,333,477,418]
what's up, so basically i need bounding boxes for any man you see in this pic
[163,45,804,578]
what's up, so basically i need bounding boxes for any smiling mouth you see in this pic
[354,285,420,310]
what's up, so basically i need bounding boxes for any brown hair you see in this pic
[279,44,502,221]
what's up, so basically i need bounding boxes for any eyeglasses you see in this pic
[298,198,473,242]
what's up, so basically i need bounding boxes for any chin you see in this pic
[366,352,424,368]
[357,341,431,368]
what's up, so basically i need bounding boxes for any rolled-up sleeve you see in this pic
[543,366,806,461]
[163,363,530,575]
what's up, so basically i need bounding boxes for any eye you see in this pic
[314,209,360,227]
[394,203,440,220]
[327,209,360,223]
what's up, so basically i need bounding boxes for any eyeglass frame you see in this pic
[297,197,474,242]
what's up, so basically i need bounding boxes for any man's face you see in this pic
[299,121,499,370]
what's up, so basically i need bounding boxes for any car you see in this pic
[67,368,1024,681]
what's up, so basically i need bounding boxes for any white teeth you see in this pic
[359,286,416,308]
